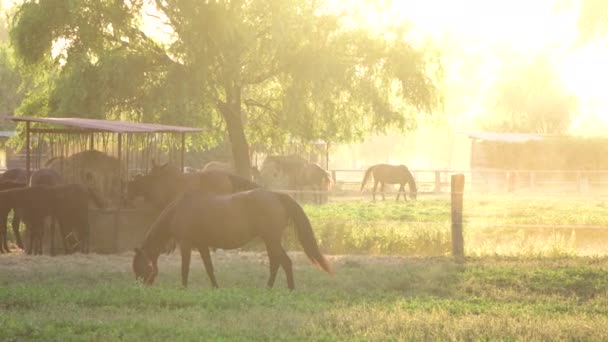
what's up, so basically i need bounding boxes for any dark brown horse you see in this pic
[0,184,104,255]
[29,168,63,254]
[126,161,261,210]
[360,164,418,201]
[1,168,29,184]
[133,189,332,289]
[0,180,26,253]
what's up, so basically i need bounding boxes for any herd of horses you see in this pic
[0,150,417,289]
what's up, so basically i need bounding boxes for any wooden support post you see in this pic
[331,170,337,183]
[530,172,536,191]
[113,133,123,253]
[434,171,441,194]
[451,174,465,262]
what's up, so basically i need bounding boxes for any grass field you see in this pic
[300,194,608,256]
[2,252,608,341]
[2,194,608,340]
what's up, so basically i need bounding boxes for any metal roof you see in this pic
[463,131,545,143]
[9,116,204,133]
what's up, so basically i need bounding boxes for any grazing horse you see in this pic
[132,189,332,289]
[126,161,261,210]
[360,164,418,201]
[0,184,105,255]
[0,181,26,253]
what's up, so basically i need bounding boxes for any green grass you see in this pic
[293,195,608,256]
[2,253,608,341]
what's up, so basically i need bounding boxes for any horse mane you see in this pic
[44,156,63,167]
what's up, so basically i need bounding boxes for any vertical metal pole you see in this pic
[325,141,329,170]
[25,121,31,179]
[180,133,185,173]
[451,174,465,262]
[113,133,122,253]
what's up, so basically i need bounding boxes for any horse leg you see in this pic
[50,218,56,256]
[264,242,282,289]
[198,246,219,288]
[0,215,8,253]
[380,182,386,201]
[279,248,294,290]
[180,244,192,287]
[372,180,379,201]
[397,184,405,201]
[12,214,23,250]
[0,220,6,253]
[26,222,35,255]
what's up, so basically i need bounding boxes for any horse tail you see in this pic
[360,166,374,192]
[86,186,106,209]
[277,192,332,274]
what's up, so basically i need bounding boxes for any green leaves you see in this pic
[8,0,441,157]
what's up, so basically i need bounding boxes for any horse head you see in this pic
[133,247,157,285]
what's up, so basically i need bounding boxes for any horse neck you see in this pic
[141,211,173,259]
[405,170,417,192]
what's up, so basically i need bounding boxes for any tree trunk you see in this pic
[217,100,251,178]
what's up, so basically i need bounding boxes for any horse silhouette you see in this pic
[261,156,332,204]
[360,164,417,201]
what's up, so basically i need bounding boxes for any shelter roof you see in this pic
[463,131,545,143]
[9,116,203,133]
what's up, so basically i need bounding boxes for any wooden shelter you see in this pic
[9,116,204,253]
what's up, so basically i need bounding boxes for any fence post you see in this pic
[451,174,465,262]
[434,171,441,194]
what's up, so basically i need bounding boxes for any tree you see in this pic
[577,0,608,41]
[480,57,577,134]
[0,5,23,124]
[10,0,440,176]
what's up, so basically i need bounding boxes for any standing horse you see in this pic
[126,161,261,210]
[360,164,418,201]
[28,168,63,255]
[203,161,262,183]
[0,184,104,255]
[132,189,332,289]
[261,156,332,204]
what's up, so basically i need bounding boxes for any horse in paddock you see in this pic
[0,184,105,255]
[29,168,64,254]
[202,161,262,183]
[126,161,261,210]
[360,164,418,201]
[132,189,332,289]
[0,181,26,253]
[261,156,332,204]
